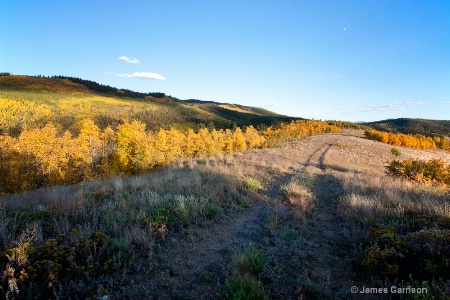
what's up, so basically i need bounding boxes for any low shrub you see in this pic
[363,227,450,280]
[0,231,131,299]
[224,276,269,300]
[391,147,401,157]
[386,159,450,187]
[202,203,222,219]
[242,176,262,192]
[232,247,266,276]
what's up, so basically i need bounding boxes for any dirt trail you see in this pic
[124,173,293,299]
[259,137,359,299]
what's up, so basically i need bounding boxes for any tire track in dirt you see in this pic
[262,137,357,299]
[304,139,337,173]
[264,135,358,298]
[298,137,360,298]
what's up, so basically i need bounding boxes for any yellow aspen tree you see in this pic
[165,128,186,162]
[77,119,101,177]
[183,128,199,157]
[114,120,151,173]
[211,129,226,154]
[197,128,216,156]
[153,129,169,165]
[99,125,116,177]
[388,133,402,146]
[262,126,278,148]
[232,127,247,152]
[17,123,60,187]
[57,130,75,183]
[222,129,234,154]
[244,125,265,149]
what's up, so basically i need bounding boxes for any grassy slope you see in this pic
[367,118,450,137]
[0,75,296,134]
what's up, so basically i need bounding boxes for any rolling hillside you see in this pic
[0,74,298,135]
[366,118,450,137]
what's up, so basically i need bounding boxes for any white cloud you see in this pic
[118,56,141,64]
[332,75,343,80]
[116,72,166,80]
[439,101,450,104]
[357,102,425,112]
[341,101,427,114]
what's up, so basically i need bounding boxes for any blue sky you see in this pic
[1,0,449,122]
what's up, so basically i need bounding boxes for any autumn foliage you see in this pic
[365,129,450,150]
[386,158,450,187]
[0,119,340,194]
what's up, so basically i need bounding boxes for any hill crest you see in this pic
[0,74,298,133]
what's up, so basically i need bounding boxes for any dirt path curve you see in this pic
[304,141,336,172]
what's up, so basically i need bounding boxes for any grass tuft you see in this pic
[241,176,263,192]
[232,246,266,276]
[224,276,269,300]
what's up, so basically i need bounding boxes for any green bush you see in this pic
[232,247,266,276]
[391,147,402,157]
[202,203,222,219]
[241,176,262,192]
[148,208,172,229]
[224,277,269,300]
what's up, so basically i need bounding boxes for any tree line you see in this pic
[0,119,341,194]
[52,76,166,99]
[365,129,450,150]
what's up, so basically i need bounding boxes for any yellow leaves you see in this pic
[386,158,450,187]
[0,98,53,134]
[365,129,446,150]
[0,91,161,136]
[232,127,247,152]
[262,120,341,147]
[101,126,116,154]
[0,118,347,194]
[211,129,226,154]
[223,129,234,154]
[197,128,216,156]
[114,120,152,172]
[244,126,265,149]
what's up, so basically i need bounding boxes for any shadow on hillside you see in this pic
[314,173,345,205]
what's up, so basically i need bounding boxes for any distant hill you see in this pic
[366,118,450,137]
[0,74,299,135]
